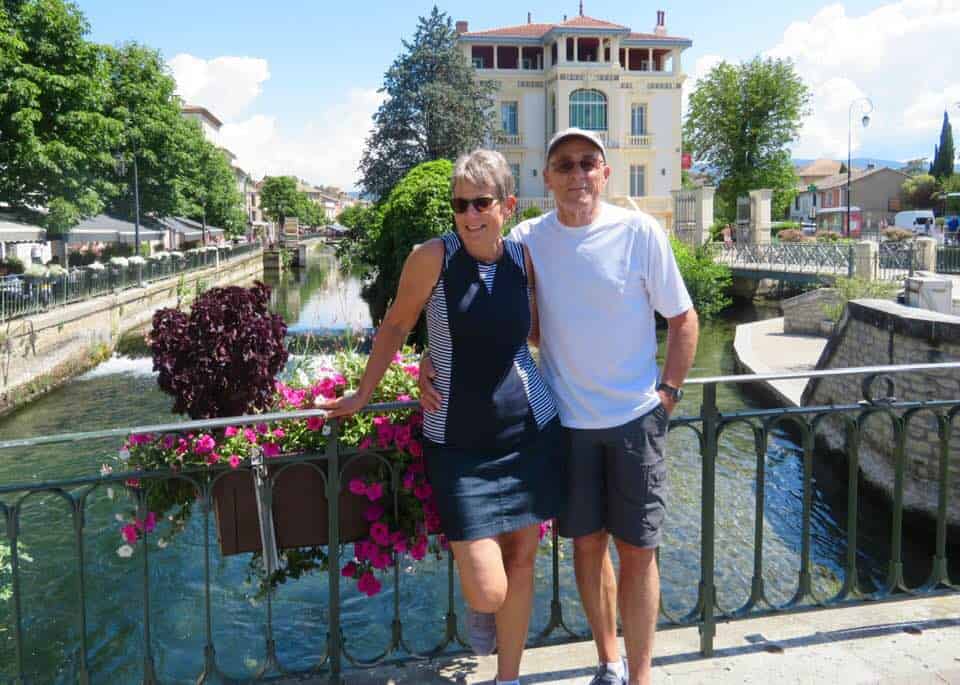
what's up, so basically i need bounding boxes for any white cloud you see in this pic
[169,53,382,190]
[682,53,724,116]
[168,54,270,121]
[765,0,960,160]
[219,89,384,190]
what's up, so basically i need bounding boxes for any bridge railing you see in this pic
[1,363,959,682]
[711,242,855,277]
[877,241,916,280]
[0,242,262,323]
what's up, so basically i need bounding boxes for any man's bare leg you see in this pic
[573,530,619,664]
[614,539,658,685]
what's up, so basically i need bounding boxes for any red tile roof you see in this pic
[461,15,686,41]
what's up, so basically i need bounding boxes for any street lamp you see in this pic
[847,97,873,237]
[114,141,142,258]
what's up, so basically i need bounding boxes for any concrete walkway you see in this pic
[302,595,960,684]
[732,316,828,406]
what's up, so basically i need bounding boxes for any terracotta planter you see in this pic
[212,453,378,556]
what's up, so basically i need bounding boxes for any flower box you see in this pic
[211,453,377,555]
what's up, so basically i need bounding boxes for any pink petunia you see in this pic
[243,428,258,444]
[122,524,138,544]
[365,482,384,501]
[413,482,433,501]
[364,503,385,522]
[408,440,423,458]
[341,561,357,578]
[359,437,373,451]
[394,425,412,450]
[402,472,415,490]
[438,534,449,550]
[426,513,442,534]
[256,423,269,435]
[392,352,403,364]
[128,433,152,446]
[194,434,216,455]
[229,454,241,469]
[306,416,325,431]
[408,459,424,474]
[403,364,420,379]
[206,452,221,465]
[261,442,281,458]
[333,374,346,387]
[396,394,412,402]
[125,478,141,489]
[224,426,238,438]
[393,538,408,553]
[144,512,157,533]
[348,478,367,495]
[357,571,382,597]
[410,541,428,561]
[370,522,390,546]
[161,434,177,450]
[273,428,286,439]
[371,551,392,570]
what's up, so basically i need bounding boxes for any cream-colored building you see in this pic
[457,8,691,227]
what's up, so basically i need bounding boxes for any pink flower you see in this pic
[121,524,138,544]
[224,426,238,438]
[333,373,346,387]
[349,478,367,495]
[393,539,408,553]
[413,482,433,501]
[410,540,428,561]
[392,352,403,364]
[364,503,384,522]
[371,551,392,570]
[261,442,281,458]
[408,459,425,473]
[403,364,420,379]
[357,571,382,597]
[314,378,337,399]
[273,428,285,439]
[396,394,412,402]
[402,472,415,490]
[438,534,449,550]
[256,423,269,435]
[125,478,140,489]
[355,541,375,561]
[393,424,412,450]
[426,513,442,533]
[423,500,437,516]
[306,416,325,431]
[194,434,216,455]
[341,562,357,578]
[229,454,241,469]
[365,482,384,501]
[144,512,157,533]
[408,440,423,458]
[243,428,258,444]
[206,452,221,465]
[538,520,553,541]
[161,434,177,450]
[370,522,390,546]
[129,433,152,446]
[359,437,373,450]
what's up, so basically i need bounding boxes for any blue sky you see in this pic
[77,0,960,189]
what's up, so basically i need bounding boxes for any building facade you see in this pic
[457,9,691,226]
[815,167,909,235]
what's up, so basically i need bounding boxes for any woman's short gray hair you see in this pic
[451,149,515,199]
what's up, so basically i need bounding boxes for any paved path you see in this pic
[283,595,960,683]
[732,316,827,406]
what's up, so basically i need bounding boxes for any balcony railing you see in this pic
[493,132,523,147]
[626,134,653,148]
[1,364,959,682]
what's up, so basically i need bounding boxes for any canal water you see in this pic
[0,244,897,682]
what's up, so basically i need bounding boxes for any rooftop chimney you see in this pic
[655,10,667,35]
[455,20,468,34]
[579,1,584,16]
[527,11,532,24]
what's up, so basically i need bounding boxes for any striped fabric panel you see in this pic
[421,233,459,444]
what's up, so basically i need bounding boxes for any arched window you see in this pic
[569,89,607,131]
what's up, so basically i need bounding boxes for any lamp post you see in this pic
[847,97,873,237]
[115,137,142,286]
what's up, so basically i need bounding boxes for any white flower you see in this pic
[109,257,129,267]
[321,424,332,436]
[106,487,115,500]
[157,538,169,549]
[86,262,106,271]
[114,513,125,522]
[117,545,134,558]
[100,463,113,476]
[127,256,146,265]
[118,448,130,461]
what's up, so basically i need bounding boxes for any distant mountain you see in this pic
[793,158,906,170]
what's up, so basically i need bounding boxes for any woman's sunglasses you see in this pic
[451,196,499,214]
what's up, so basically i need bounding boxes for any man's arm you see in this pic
[657,308,699,414]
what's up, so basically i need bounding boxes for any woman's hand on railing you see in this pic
[314,390,368,419]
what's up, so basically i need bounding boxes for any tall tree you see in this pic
[0,0,119,233]
[259,176,300,229]
[901,173,939,210]
[931,111,954,179]
[684,56,811,221]
[358,6,495,199]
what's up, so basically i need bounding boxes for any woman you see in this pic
[318,149,561,685]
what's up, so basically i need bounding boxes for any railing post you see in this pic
[699,383,718,656]
[326,420,343,684]
[847,243,854,278]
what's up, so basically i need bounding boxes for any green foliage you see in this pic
[822,277,899,323]
[177,120,247,237]
[359,6,495,199]
[901,173,939,209]
[519,205,543,221]
[334,204,385,279]
[902,158,929,176]
[814,230,841,242]
[361,159,453,332]
[336,204,367,229]
[670,239,732,319]
[1,256,24,274]
[259,176,300,228]
[931,111,955,179]
[684,57,811,222]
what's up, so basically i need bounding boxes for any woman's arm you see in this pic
[317,240,443,417]
[523,244,541,347]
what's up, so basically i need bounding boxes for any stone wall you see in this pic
[0,251,263,413]
[801,299,960,527]
[782,288,841,336]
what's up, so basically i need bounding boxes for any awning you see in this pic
[67,214,165,244]
[0,219,46,242]
[159,217,226,240]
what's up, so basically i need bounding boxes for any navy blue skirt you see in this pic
[424,418,564,541]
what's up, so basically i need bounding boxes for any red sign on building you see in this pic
[681,153,692,170]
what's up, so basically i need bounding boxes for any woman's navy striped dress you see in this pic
[422,233,563,542]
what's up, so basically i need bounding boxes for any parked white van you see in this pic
[894,210,936,234]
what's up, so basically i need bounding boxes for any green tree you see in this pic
[0,0,118,234]
[259,176,300,229]
[931,111,954,179]
[179,128,246,238]
[295,193,324,228]
[901,173,939,209]
[670,239,732,319]
[902,158,929,177]
[358,6,495,199]
[336,203,367,228]
[361,159,453,335]
[684,57,811,222]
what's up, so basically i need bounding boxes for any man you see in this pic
[423,128,698,685]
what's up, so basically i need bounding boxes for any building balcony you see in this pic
[493,132,524,148]
[624,134,653,148]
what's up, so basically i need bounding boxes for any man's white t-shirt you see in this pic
[509,202,693,430]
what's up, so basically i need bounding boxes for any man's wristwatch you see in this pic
[656,382,683,402]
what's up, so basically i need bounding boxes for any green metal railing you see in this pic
[712,242,855,278]
[1,363,959,682]
[0,242,262,323]
[937,245,960,274]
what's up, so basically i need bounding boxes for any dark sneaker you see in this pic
[587,662,626,685]
[465,606,496,656]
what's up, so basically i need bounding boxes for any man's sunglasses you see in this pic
[550,157,604,174]
[451,196,499,214]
